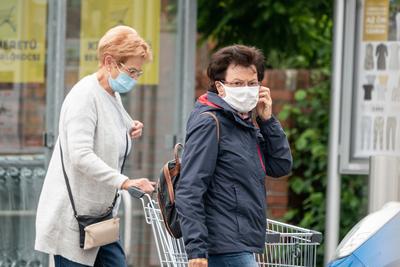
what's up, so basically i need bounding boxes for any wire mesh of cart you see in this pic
[128,187,322,267]
[259,220,323,267]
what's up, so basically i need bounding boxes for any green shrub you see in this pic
[278,76,368,265]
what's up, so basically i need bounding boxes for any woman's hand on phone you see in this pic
[256,86,272,121]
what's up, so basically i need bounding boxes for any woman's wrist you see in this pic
[121,178,131,190]
[257,114,274,123]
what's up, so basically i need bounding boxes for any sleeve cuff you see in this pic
[115,174,129,189]
[187,251,208,260]
[256,115,278,129]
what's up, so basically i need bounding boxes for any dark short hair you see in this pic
[207,45,265,93]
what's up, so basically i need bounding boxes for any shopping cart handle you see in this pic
[127,186,145,199]
[265,233,280,243]
[311,231,323,243]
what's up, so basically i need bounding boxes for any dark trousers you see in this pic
[54,241,127,267]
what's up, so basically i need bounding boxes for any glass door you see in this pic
[0,0,49,266]
[0,0,196,266]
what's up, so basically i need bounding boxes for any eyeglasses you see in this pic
[220,80,260,87]
[119,62,144,78]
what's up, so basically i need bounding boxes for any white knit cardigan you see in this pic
[35,74,133,265]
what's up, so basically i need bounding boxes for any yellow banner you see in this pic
[363,0,389,41]
[80,0,160,85]
[0,0,47,83]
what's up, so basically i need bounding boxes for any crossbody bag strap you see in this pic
[60,132,129,216]
[59,143,78,217]
[110,133,129,207]
[120,132,129,173]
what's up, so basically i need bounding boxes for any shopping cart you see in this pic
[128,187,322,267]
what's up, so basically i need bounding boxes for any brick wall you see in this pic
[196,68,313,219]
[263,69,313,218]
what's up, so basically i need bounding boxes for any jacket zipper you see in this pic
[256,144,266,174]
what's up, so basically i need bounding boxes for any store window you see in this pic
[64,1,168,265]
[0,0,193,266]
[0,0,49,265]
[0,0,47,153]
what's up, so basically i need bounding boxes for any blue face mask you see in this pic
[108,70,137,94]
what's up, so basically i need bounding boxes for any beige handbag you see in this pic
[83,217,120,250]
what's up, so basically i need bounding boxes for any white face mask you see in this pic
[220,83,259,113]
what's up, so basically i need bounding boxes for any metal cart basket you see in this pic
[128,188,322,267]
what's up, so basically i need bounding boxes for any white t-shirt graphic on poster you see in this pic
[377,75,389,101]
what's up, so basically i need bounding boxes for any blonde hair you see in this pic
[97,25,152,66]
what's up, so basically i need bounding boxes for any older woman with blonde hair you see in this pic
[35,25,155,267]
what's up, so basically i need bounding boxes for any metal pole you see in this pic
[44,0,56,166]
[44,1,66,265]
[369,156,400,213]
[175,0,197,143]
[53,0,66,133]
[324,0,344,264]
[44,0,66,165]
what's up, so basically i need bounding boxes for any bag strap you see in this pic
[60,133,129,217]
[173,143,184,172]
[201,111,220,141]
[60,144,78,217]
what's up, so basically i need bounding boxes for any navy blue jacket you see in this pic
[175,92,292,259]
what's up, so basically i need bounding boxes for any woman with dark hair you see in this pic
[175,44,292,267]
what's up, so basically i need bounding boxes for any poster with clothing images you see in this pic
[354,0,400,158]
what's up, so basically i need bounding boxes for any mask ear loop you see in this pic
[107,61,120,90]
[106,59,114,77]
[216,81,226,97]
[115,62,122,73]
[108,62,124,82]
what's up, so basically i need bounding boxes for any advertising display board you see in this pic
[340,0,400,173]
